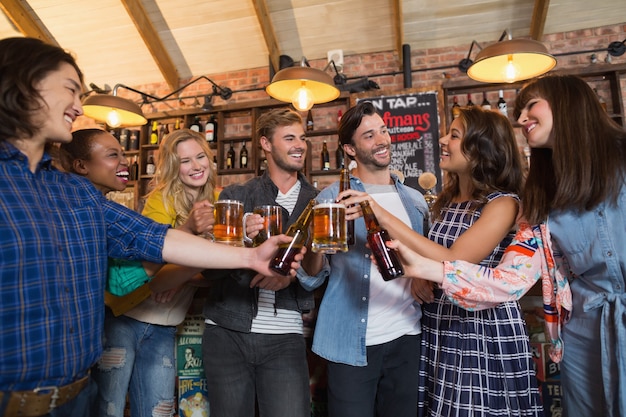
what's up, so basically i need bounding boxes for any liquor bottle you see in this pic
[239,141,248,168]
[146,152,155,175]
[321,141,330,171]
[130,156,139,181]
[359,200,404,281]
[451,96,461,119]
[129,130,139,151]
[189,116,202,132]
[335,143,344,170]
[497,90,508,117]
[205,116,216,143]
[158,122,169,143]
[119,129,129,151]
[226,141,235,169]
[269,199,315,276]
[174,118,181,130]
[150,121,159,144]
[466,93,474,108]
[306,110,314,132]
[481,91,492,110]
[339,161,355,246]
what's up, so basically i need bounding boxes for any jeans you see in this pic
[92,310,177,417]
[202,325,310,417]
[326,334,421,417]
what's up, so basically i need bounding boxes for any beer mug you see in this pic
[213,199,244,246]
[243,205,284,247]
[312,199,348,254]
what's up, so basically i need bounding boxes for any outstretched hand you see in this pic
[251,234,306,279]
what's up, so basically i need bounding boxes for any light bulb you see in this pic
[502,55,520,83]
[106,109,122,127]
[292,83,314,112]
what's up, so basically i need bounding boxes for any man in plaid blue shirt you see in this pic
[0,37,302,417]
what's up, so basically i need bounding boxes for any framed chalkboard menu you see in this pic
[356,88,444,193]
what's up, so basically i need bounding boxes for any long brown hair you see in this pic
[147,129,216,227]
[432,106,523,218]
[514,74,626,223]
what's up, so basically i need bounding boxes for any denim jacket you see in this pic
[300,173,428,366]
[202,171,326,332]
[547,185,626,416]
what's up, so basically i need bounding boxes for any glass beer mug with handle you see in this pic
[269,199,315,276]
[311,198,348,254]
[243,205,284,247]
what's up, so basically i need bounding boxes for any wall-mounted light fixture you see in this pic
[326,60,380,93]
[266,57,340,111]
[82,76,233,127]
[465,30,556,83]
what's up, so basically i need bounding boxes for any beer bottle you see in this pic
[269,199,315,276]
[338,158,355,245]
[359,200,404,281]
[451,96,461,119]
[189,116,202,132]
[321,141,330,171]
[239,141,248,168]
[226,141,235,169]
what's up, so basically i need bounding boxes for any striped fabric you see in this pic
[418,192,543,417]
[250,180,303,335]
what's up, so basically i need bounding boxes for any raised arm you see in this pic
[161,229,303,278]
[339,190,518,263]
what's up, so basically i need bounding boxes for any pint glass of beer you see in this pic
[243,205,284,247]
[312,199,348,254]
[213,199,244,246]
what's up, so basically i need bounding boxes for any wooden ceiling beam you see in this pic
[252,0,281,73]
[529,0,550,40]
[0,0,57,45]
[391,0,404,66]
[120,0,179,90]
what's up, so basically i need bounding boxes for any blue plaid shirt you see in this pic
[0,141,169,390]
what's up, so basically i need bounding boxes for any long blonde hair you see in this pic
[147,129,216,226]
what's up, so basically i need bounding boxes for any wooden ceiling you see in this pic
[0,0,624,92]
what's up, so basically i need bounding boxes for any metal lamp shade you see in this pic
[467,38,557,83]
[266,66,340,111]
[82,94,148,127]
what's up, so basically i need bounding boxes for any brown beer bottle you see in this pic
[338,157,355,245]
[359,200,404,281]
[269,199,315,276]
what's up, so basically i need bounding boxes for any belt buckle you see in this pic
[33,385,60,412]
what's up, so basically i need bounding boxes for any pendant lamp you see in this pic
[266,57,340,111]
[467,31,556,83]
[83,94,147,128]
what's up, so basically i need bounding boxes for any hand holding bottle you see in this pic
[256,234,307,278]
[380,239,444,285]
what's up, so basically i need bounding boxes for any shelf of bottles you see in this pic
[442,64,625,129]
[304,104,347,183]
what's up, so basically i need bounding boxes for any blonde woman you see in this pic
[93,129,217,417]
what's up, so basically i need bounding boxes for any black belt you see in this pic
[0,374,89,417]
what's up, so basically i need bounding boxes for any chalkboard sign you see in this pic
[357,90,443,193]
